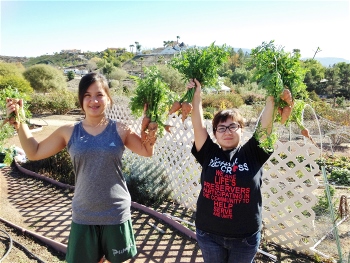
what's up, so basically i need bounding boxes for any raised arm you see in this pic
[187,78,208,151]
[118,122,155,157]
[259,96,276,135]
[6,98,71,160]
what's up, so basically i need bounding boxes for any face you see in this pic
[82,82,110,117]
[214,118,242,151]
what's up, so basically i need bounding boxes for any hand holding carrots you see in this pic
[278,88,293,124]
[3,98,24,130]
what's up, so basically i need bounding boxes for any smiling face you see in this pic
[82,82,110,117]
[78,73,113,116]
[214,118,243,150]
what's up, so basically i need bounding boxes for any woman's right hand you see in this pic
[6,98,24,129]
[186,78,201,100]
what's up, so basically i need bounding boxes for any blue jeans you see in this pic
[196,228,261,263]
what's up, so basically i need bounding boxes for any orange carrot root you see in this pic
[278,107,283,116]
[146,121,158,146]
[141,116,151,132]
[280,106,292,124]
[280,88,293,106]
[301,128,316,145]
[164,125,173,133]
[168,101,182,115]
[181,102,193,123]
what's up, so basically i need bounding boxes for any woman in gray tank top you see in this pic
[6,73,157,263]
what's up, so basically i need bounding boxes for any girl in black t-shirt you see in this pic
[187,78,291,263]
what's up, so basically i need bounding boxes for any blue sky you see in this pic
[1,0,349,60]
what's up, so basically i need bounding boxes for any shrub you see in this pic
[67,71,75,81]
[203,111,213,120]
[23,64,67,93]
[312,186,335,216]
[329,168,350,186]
[202,93,244,110]
[123,158,172,207]
[29,89,77,114]
[240,92,265,105]
[21,148,75,185]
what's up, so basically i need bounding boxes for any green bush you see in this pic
[312,186,335,216]
[67,71,75,81]
[29,89,77,114]
[203,111,213,120]
[240,92,265,105]
[23,64,67,93]
[0,75,33,95]
[202,93,244,110]
[329,168,350,186]
[21,148,75,185]
[123,158,172,207]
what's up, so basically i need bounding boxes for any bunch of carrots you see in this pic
[168,87,195,123]
[130,67,172,145]
[1,87,30,130]
[249,40,314,144]
[169,42,229,123]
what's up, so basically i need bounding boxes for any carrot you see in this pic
[147,121,158,146]
[181,102,193,123]
[168,101,182,115]
[164,125,173,133]
[277,107,283,116]
[301,128,316,145]
[280,106,292,124]
[141,116,151,131]
[280,88,293,106]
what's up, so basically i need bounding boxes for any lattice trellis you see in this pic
[106,104,320,252]
[262,140,320,252]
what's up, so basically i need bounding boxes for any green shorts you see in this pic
[65,219,137,263]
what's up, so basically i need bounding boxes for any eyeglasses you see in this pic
[215,123,240,133]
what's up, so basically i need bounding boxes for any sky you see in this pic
[1,0,349,60]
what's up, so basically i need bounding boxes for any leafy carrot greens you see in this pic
[130,66,172,136]
[249,40,312,149]
[169,42,230,103]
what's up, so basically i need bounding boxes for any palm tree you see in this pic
[129,44,134,53]
[176,36,180,44]
[135,42,141,54]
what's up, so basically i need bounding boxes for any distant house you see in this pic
[64,68,88,75]
[160,42,188,55]
[61,49,81,54]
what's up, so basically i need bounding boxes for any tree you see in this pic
[67,71,75,81]
[156,64,185,93]
[23,64,66,93]
[325,66,340,106]
[302,59,325,94]
[135,42,142,54]
[176,36,180,44]
[102,62,115,82]
[129,44,134,53]
[335,62,350,99]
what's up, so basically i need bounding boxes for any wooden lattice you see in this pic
[107,104,320,252]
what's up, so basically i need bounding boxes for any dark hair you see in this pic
[78,73,113,111]
[212,109,244,134]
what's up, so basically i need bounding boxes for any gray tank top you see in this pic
[67,119,131,225]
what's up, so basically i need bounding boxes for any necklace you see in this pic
[84,117,107,128]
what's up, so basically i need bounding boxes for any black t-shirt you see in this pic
[192,134,272,238]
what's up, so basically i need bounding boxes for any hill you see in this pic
[305,57,350,67]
